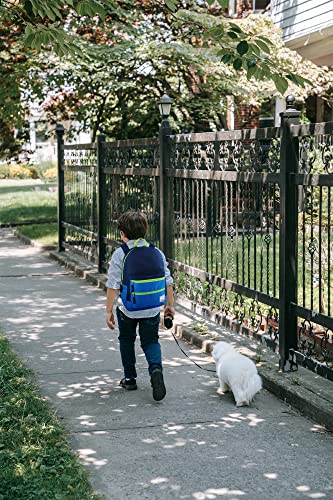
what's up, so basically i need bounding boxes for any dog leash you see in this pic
[171,330,217,375]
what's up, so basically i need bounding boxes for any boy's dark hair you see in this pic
[117,211,148,240]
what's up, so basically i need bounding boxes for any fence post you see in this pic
[159,113,173,260]
[279,95,300,371]
[56,124,65,252]
[97,128,107,273]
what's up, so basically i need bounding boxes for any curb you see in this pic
[0,220,57,228]
[49,249,333,433]
[15,230,57,252]
[49,250,107,289]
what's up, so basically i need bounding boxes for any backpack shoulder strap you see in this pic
[121,243,130,255]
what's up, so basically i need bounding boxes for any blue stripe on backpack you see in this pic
[120,239,166,311]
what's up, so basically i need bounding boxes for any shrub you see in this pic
[34,160,57,180]
[0,164,10,179]
[44,167,57,180]
[0,161,57,180]
[0,164,33,179]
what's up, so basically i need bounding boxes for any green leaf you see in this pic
[233,58,242,71]
[255,39,270,53]
[208,25,225,37]
[257,36,273,46]
[253,67,263,80]
[260,63,272,79]
[30,0,39,17]
[221,53,232,64]
[30,34,42,51]
[165,0,177,11]
[24,24,34,36]
[246,59,257,79]
[247,59,256,68]
[48,3,62,19]
[23,33,35,46]
[247,65,257,79]
[250,43,260,56]
[39,31,51,46]
[227,31,238,40]
[76,0,106,20]
[286,73,312,87]
[237,40,249,56]
[43,6,56,21]
[221,54,231,64]
[299,76,313,86]
[228,22,243,34]
[273,75,289,94]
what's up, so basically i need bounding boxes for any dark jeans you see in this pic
[116,307,162,379]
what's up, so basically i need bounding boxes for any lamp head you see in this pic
[158,94,172,118]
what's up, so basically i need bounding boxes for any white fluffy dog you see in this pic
[212,341,262,407]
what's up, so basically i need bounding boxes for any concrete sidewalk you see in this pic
[1,228,333,500]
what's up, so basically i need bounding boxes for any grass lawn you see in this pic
[0,334,99,500]
[174,234,332,314]
[17,223,58,247]
[0,179,57,225]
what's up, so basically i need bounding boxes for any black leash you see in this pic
[171,330,217,375]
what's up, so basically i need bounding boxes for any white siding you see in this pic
[271,0,333,41]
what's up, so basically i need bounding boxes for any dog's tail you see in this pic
[246,374,262,401]
[234,373,262,405]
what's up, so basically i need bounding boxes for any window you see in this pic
[35,121,48,143]
[253,0,270,11]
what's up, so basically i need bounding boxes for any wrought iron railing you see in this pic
[56,99,333,381]
[100,137,160,268]
[168,129,281,308]
[290,122,333,375]
[57,142,98,262]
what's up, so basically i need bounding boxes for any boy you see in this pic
[106,211,174,401]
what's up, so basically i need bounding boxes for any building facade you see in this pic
[227,0,333,128]
[271,0,333,67]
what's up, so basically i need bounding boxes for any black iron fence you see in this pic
[56,97,333,380]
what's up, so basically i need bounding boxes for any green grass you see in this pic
[17,223,58,247]
[0,334,99,500]
[0,179,57,225]
[175,233,332,314]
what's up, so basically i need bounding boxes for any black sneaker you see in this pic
[150,368,166,401]
[119,377,137,390]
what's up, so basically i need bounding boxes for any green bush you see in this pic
[0,164,33,179]
[0,161,57,181]
[34,160,57,180]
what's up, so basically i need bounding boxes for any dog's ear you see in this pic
[214,342,233,360]
[212,344,220,360]
[212,342,224,360]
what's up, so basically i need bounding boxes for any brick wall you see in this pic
[233,101,260,129]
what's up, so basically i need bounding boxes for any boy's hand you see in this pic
[164,304,175,317]
[106,311,115,330]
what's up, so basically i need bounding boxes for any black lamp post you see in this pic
[158,94,173,258]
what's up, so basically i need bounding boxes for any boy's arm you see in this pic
[159,249,175,317]
[106,288,118,329]
[105,248,123,330]
[164,284,175,317]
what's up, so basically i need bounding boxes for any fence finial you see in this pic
[286,95,295,109]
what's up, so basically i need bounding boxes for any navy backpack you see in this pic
[120,239,166,311]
